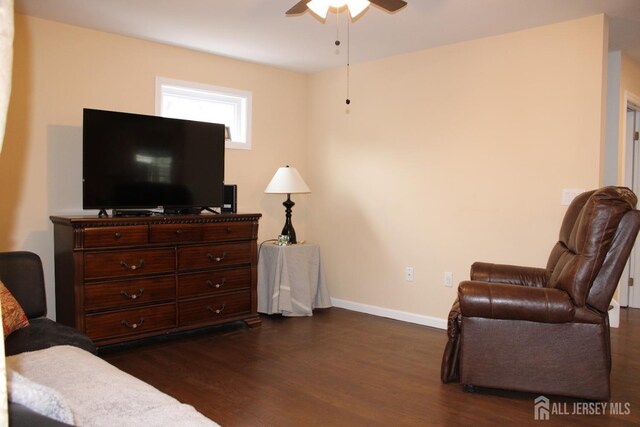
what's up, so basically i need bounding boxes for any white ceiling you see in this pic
[14,0,640,73]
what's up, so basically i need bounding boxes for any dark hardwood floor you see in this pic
[101,307,640,426]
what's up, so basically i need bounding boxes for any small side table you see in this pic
[257,243,332,316]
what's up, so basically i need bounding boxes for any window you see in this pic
[156,77,252,150]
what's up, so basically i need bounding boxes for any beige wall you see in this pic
[1,13,612,324]
[1,15,309,318]
[306,15,608,322]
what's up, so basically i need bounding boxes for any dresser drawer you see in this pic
[178,242,252,271]
[85,304,176,340]
[84,276,175,311]
[178,291,251,325]
[149,224,203,243]
[84,248,175,280]
[178,267,251,298]
[202,222,254,242]
[84,225,148,248]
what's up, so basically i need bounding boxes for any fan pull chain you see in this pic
[335,10,340,46]
[346,17,351,105]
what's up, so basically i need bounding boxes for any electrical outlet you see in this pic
[405,267,414,282]
[444,272,453,287]
[562,189,585,206]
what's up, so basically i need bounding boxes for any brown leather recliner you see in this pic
[441,186,640,401]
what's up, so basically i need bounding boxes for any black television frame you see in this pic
[82,108,225,216]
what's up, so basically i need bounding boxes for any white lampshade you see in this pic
[264,166,311,194]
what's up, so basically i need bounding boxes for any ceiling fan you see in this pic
[287,0,408,105]
[286,0,408,18]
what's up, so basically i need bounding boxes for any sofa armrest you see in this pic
[470,262,548,287]
[5,318,96,356]
[458,280,575,323]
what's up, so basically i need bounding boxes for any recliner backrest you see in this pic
[0,251,47,319]
[587,210,640,312]
[546,187,637,307]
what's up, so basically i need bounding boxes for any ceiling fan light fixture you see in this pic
[306,0,330,18]
[346,0,370,18]
[306,0,369,19]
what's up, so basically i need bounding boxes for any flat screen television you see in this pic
[83,108,225,215]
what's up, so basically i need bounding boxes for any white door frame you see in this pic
[622,90,640,308]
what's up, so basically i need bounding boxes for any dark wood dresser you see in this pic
[50,214,261,347]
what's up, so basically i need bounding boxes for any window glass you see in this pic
[156,77,252,150]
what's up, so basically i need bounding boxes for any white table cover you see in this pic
[258,243,332,316]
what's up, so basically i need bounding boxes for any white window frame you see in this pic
[155,77,252,150]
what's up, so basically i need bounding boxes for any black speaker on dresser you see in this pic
[223,184,237,213]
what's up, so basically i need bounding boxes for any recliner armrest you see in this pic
[470,262,548,287]
[458,280,575,323]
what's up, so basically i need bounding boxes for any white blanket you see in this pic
[7,369,75,424]
[6,345,219,426]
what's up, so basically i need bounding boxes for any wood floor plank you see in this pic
[101,307,640,426]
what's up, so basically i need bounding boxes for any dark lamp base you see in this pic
[281,194,298,244]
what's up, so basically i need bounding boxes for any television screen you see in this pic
[83,108,225,211]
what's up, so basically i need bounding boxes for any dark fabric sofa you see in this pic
[1,251,97,426]
[2,251,215,426]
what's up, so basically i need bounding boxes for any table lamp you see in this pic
[264,166,311,244]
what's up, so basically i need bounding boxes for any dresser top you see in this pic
[50,213,262,227]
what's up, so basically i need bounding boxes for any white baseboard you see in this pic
[330,297,621,330]
[330,298,447,330]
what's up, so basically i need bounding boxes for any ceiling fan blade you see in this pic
[286,0,309,15]
[369,0,408,12]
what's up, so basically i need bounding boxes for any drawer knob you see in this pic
[206,252,227,262]
[120,289,145,300]
[114,232,122,240]
[226,227,232,233]
[206,279,226,289]
[120,259,145,271]
[121,317,145,329]
[176,229,182,235]
[206,304,227,315]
